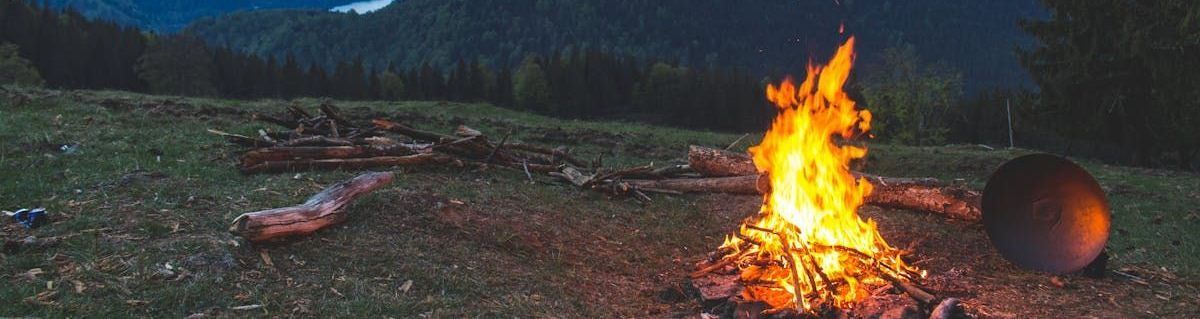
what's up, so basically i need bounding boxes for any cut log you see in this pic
[688,145,758,177]
[455,125,483,137]
[685,146,982,222]
[859,174,982,222]
[619,174,981,222]
[240,153,455,174]
[229,171,395,242]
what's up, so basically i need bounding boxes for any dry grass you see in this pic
[1,88,1196,317]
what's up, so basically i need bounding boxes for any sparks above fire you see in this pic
[714,37,923,314]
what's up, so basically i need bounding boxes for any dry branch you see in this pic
[239,146,417,168]
[506,143,588,167]
[207,129,273,147]
[623,175,760,194]
[229,171,395,242]
[240,153,455,174]
[372,118,454,142]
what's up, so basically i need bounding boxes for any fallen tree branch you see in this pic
[239,146,417,168]
[207,129,273,147]
[623,175,760,194]
[506,143,588,167]
[229,171,395,242]
[372,118,454,142]
[240,153,455,174]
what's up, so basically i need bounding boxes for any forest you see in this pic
[185,0,1044,92]
[2,0,1198,169]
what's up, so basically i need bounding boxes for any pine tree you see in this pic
[514,57,552,113]
[0,42,43,86]
[135,35,216,96]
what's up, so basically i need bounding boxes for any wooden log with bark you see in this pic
[656,145,983,221]
[229,171,395,242]
[688,145,758,177]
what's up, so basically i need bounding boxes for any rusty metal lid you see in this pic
[982,154,1111,274]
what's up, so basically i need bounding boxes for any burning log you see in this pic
[229,171,395,242]
[685,145,981,222]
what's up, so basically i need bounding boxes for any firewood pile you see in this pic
[209,102,984,218]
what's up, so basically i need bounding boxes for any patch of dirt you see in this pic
[857,205,1200,318]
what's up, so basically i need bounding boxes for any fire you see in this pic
[717,37,921,313]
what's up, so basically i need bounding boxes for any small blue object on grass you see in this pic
[5,208,47,229]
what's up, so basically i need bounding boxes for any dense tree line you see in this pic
[511,50,771,130]
[1020,0,1200,168]
[0,0,773,131]
[8,0,1199,169]
[1,0,144,91]
[185,0,1045,92]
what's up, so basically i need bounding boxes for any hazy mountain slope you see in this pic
[43,0,349,31]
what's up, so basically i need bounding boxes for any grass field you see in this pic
[1,88,1197,317]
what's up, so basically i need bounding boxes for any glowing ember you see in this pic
[716,37,922,313]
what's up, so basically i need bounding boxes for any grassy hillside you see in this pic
[1,88,1196,317]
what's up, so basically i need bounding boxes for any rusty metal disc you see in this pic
[982,154,1111,274]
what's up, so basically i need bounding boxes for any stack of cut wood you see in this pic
[210,103,981,221]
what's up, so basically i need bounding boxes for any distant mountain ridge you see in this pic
[184,0,1046,91]
[42,0,350,31]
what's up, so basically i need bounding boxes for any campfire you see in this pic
[701,37,923,315]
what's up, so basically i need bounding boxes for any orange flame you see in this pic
[719,37,920,312]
